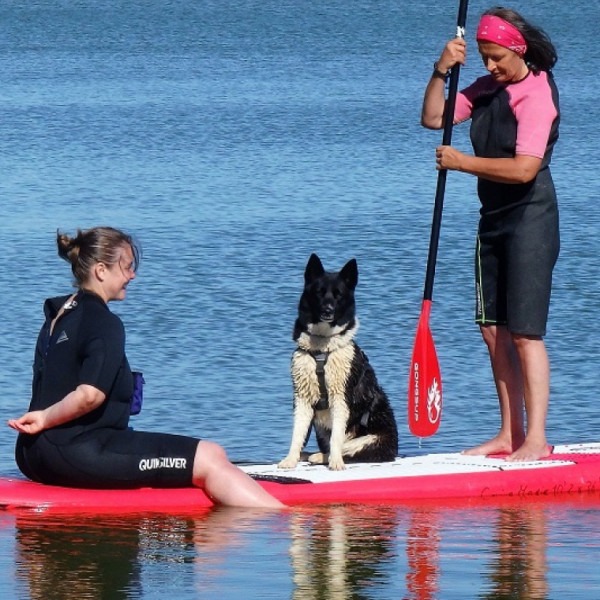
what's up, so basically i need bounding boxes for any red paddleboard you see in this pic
[1,442,600,514]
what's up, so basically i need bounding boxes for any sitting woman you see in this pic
[8,226,284,509]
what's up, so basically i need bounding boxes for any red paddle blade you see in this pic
[408,300,443,437]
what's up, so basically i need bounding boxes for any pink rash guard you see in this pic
[454,70,558,159]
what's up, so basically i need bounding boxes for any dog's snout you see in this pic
[320,299,335,321]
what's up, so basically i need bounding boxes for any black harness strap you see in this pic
[311,351,329,410]
[308,348,370,426]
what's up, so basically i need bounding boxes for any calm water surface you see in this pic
[1,0,599,598]
[2,497,600,599]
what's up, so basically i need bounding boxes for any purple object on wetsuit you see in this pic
[130,371,145,415]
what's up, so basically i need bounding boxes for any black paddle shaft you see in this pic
[423,0,469,301]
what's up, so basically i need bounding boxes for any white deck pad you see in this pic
[240,442,600,484]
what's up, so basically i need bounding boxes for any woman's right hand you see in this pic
[436,37,467,74]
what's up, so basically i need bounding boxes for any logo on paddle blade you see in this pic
[427,378,441,424]
[411,362,419,419]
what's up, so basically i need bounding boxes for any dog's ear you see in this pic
[340,258,358,289]
[305,253,325,283]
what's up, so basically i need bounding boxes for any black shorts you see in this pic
[16,428,200,489]
[475,200,559,336]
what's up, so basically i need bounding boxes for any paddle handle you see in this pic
[423,0,469,302]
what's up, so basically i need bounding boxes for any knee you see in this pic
[511,334,543,352]
[480,325,497,348]
[193,440,230,481]
[481,325,518,354]
[197,440,229,465]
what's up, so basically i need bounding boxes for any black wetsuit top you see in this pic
[30,291,133,441]
[15,291,198,488]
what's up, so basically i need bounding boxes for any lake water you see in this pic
[1,0,599,598]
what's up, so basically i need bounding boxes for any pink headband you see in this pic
[476,15,527,57]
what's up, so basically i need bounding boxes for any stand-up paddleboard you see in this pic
[2,442,600,514]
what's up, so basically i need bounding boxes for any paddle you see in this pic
[408,0,469,438]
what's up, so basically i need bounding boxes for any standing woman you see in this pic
[421,7,560,461]
[8,226,284,508]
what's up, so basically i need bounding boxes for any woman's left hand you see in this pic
[7,384,106,436]
[7,411,47,435]
[435,145,465,171]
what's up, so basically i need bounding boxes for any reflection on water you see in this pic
[12,509,278,600]
[481,507,548,600]
[288,505,397,599]
[7,496,600,599]
[406,509,441,600]
[14,514,147,599]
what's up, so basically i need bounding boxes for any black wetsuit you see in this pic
[455,71,560,336]
[15,290,199,489]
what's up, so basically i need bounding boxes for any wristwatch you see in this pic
[433,61,451,80]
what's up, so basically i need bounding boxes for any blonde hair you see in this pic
[56,226,140,287]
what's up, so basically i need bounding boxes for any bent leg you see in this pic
[193,441,285,508]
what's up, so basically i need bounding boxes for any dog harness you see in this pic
[309,350,370,427]
[311,351,329,411]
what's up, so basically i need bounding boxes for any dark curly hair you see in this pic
[484,7,557,73]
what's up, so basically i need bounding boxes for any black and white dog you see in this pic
[278,253,398,471]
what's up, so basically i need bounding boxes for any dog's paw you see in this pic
[307,452,327,465]
[278,457,299,470]
[327,456,346,471]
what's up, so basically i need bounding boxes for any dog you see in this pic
[278,253,398,471]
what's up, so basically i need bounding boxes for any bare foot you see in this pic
[505,441,553,462]
[461,434,514,457]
